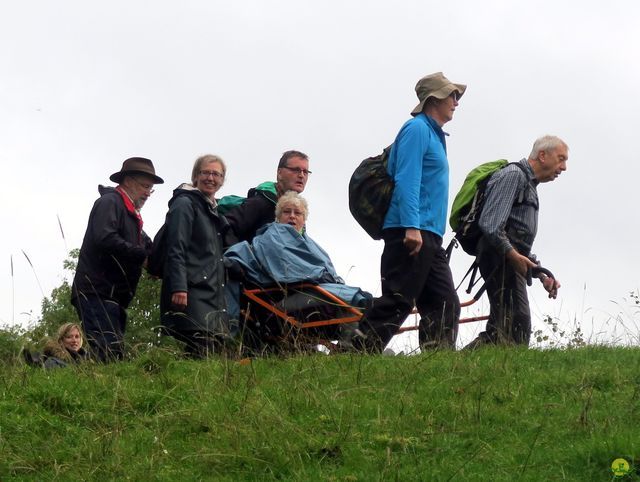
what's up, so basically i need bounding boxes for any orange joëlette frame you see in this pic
[242,284,486,333]
[396,298,488,334]
[242,283,363,329]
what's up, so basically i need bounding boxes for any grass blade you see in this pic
[57,214,68,252]
[11,254,14,323]
[21,249,45,298]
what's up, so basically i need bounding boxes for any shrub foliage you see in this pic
[0,250,163,363]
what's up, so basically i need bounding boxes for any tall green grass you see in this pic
[1,346,639,481]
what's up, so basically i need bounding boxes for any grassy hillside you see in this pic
[1,347,639,481]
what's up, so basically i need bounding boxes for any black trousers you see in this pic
[477,247,531,345]
[73,294,126,362]
[361,229,460,351]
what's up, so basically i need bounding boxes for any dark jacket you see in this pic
[42,340,90,368]
[224,184,278,245]
[72,186,151,308]
[160,184,229,335]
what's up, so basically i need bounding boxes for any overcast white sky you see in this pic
[2,0,640,349]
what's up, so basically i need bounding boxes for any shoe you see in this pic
[462,333,493,351]
[350,329,384,354]
[333,323,360,352]
[350,328,367,350]
[330,339,353,353]
[337,322,359,340]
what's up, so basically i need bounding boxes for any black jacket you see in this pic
[224,187,277,245]
[72,186,150,308]
[160,185,229,335]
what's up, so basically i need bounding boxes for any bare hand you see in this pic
[541,276,561,299]
[171,291,188,310]
[506,249,537,277]
[403,228,423,256]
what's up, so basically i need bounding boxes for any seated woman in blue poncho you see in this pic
[224,191,370,345]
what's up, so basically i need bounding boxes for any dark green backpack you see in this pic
[450,160,527,256]
[348,145,394,240]
[217,181,277,216]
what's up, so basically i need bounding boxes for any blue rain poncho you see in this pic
[224,222,370,319]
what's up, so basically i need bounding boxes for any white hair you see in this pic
[275,191,309,220]
[528,135,568,160]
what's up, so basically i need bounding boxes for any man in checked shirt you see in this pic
[465,135,568,348]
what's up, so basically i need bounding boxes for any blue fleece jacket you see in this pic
[383,113,449,237]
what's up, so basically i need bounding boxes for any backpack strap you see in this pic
[444,238,457,262]
[509,162,535,205]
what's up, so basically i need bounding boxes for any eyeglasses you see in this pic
[281,166,312,176]
[281,208,305,217]
[132,178,155,194]
[200,170,225,179]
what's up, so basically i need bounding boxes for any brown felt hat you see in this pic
[410,72,466,116]
[109,157,164,184]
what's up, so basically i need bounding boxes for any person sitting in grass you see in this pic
[23,322,90,368]
[43,322,90,367]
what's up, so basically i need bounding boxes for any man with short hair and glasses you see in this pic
[225,150,311,245]
[71,157,164,362]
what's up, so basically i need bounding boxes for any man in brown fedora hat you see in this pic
[355,72,465,353]
[71,157,164,362]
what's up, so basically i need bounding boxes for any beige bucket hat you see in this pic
[410,72,466,116]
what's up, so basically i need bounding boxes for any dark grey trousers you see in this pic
[477,246,531,345]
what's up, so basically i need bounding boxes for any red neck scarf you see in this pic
[116,186,143,236]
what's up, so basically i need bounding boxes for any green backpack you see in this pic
[217,181,277,216]
[450,160,527,256]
